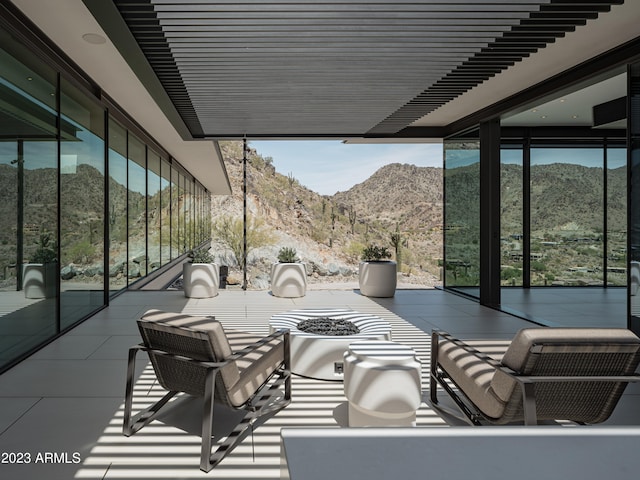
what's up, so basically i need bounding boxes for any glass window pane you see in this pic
[127,134,146,284]
[108,119,127,292]
[0,28,57,370]
[160,159,171,264]
[171,166,180,257]
[501,147,524,286]
[530,147,604,286]
[444,137,480,296]
[147,150,161,273]
[60,77,105,329]
[607,147,626,286]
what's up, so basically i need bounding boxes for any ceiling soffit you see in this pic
[110,1,623,138]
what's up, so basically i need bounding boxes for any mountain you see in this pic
[332,163,443,231]
[212,142,444,288]
[501,162,626,234]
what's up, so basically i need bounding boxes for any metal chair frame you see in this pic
[430,330,640,426]
[123,328,291,472]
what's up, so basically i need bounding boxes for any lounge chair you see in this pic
[123,309,291,472]
[430,328,640,425]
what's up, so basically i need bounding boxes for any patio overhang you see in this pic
[9,1,639,145]
[63,1,640,140]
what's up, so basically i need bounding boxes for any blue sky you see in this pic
[250,140,443,195]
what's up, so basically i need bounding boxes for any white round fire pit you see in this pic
[269,308,392,381]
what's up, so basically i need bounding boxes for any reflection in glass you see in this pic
[0,37,58,308]
[443,138,480,296]
[147,150,161,272]
[59,77,105,329]
[128,134,146,284]
[501,147,524,286]
[607,148,626,286]
[160,159,172,264]
[530,148,604,287]
[630,63,640,330]
[108,119,128,292]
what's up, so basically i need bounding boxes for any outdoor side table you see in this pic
[343,340,422,427]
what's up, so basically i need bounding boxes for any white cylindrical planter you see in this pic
[344,341,422,427]
[359,261,397,297]
[183,263,219,298]
[271,263,307,298]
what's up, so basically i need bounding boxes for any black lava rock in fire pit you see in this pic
[297,317,361,336]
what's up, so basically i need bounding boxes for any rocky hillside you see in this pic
[333,163,443,231]
[211,142,444,289]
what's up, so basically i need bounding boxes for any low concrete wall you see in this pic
[281,426,640,480]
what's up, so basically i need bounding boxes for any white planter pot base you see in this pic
[183,263,219,298]
[271,263,307,298]
[359,261,397,297]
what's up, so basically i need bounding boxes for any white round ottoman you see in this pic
[343,341,422,427]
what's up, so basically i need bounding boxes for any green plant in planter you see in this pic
[361,245,391,262]
[31,231,57,264]
[277,247,299,263]
[189,247,214,263]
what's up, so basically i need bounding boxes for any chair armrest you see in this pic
[510,372,640,384]
[431,330,504,368]
[226,328,290,362]
[130,343,230,369]
[131,328,290,368]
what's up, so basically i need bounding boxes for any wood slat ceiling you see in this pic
[111,0,622,138]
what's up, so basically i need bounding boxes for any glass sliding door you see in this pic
[0,35,59,368]
[160,159,172,265]
[147,150,161,273]
[606,147,626,286]
[629,62,640,334]
[443,134,481,298]
[108,119,128,293]
[501,146,525,287]
[530,147,604,287]
[59,77,105,329]
[127,134,146,284]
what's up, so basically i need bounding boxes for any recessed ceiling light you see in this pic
[82,33,106,45]
[531,109,538,113]
[26,77,32,81]
[540,115,547,119]
[572,115,579,119]
[559,99,566,103]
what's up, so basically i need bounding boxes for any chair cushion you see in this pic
[140,310,285,407]
[225,330,285,407]
[437,338,511,419]
[140,309,240,389]
[491,328,640,405]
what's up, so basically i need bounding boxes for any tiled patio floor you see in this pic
[0,288,638,479]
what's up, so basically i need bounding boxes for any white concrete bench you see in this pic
[280,427,640,480]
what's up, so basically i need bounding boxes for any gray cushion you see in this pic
[437,338,511,419]
[139,309,285,407]
[438,328,640,423]
[140,309,240,390]
[491,328,640,405]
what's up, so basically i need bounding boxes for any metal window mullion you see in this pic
[125,129,129,288]
[603,140,608,288]
[144,144,148,278]
[104,110,110,304]
[55,71,61,333]
[523,135,531,289]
